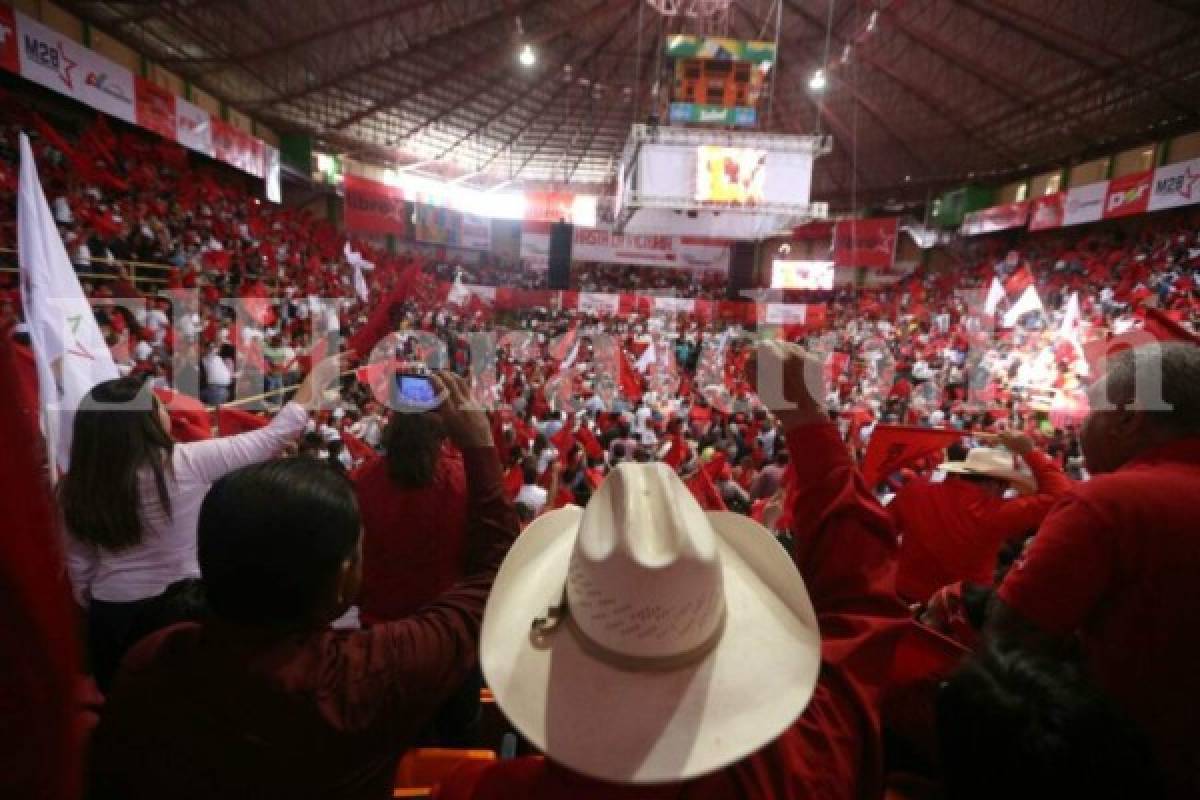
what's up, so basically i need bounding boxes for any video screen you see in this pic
[695,146,767,205]
[771,259,835,290]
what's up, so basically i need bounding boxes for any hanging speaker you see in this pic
[727,241,757,300]
[548,222,573,290]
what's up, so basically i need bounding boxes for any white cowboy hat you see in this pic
[481,462,820,785]
[940,447,1035,493]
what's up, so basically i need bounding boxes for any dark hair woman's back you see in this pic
[352,412,468,623]
[60,377,174,551]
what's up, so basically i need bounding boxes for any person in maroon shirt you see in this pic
[354,412,468,625]
[889,434,1070,604]
[88,372,519,800]
[993,342,1200,799]
[437,342,912,799]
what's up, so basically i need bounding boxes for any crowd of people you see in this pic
[2,101,1199,799]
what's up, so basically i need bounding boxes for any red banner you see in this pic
[960,201,1029,236]
[211,118,263,177]
[0,5,18,75]
[860,425,963,487]
[832,217,898,269]
[524,191,576,223]
[134,76,176,140]
[343,174,406,237]
[1027,193,1064,232]
[1103,170,1153,219]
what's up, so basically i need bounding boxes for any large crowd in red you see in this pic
[2,99,1200,800]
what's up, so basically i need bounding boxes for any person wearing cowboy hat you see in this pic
[437,341,911,798]
[889,430,1071,605]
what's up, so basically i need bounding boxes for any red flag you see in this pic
[684,466,727,511]
[1004,265,1034,296]
[342,431,377,466]
[618,350,643,403]
[575,425,605,460]
[1082,309,1200,377]
[663,433,688,468]
[345,263,420,358]
[154,388,212,442]
[549,325,578,363]
[551,423,576,466]
[216,407,269,435]
[552,486,576,509]
[585,467,606,490]
[503,464,524,501]
[860,425,963,487]
[0,338,82,800]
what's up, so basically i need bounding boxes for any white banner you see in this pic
[175,98,214,156]
[577,292,620,315]
[1062,180,1108,227]
[763,303,809,325]
[264,144,281,204]
[16,13,89,101]
[521,224,731,271]
[1149,157,1200,212]
[652,296,695,314]
[76,48,135,123]
[460,213,492,251]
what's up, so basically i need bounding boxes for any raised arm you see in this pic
[177,353,350,484]
[359,372,519,737]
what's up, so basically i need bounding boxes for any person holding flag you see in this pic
[58,351,350,691]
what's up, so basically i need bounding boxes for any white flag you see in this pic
[1058,292,1081,339]
[344,242,373,303]
[984,276,1005,315]
[1001,285,1045,328]
[636,341,657,373]
[446,274,469,307]
[18,132,118,472]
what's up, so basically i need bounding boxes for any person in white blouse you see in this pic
[59,352,349,691]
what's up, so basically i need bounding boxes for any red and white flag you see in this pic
[18,132,118,473]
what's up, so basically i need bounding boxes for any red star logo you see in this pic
[1181,167,1200,201]
[56,40,76,89]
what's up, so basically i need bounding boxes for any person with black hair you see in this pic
[354,411,467,624]
[937,644,1164,800]
[88,371,519,800]
[59,353,347,691]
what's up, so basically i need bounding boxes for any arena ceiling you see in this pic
[61,0,1200,207]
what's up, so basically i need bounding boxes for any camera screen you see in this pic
[395,375,437,406]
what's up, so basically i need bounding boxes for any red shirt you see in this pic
[437,424,909,800]
[998,438,1200,798]
[89,448,518,800]
[354,445,468,623]
[890,451,1070,602]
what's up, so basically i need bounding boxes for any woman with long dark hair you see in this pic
[60,354,347,690]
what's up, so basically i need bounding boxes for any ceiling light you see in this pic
[808,69,827,91]
[518,44,536,67]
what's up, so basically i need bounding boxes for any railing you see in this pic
[0,247,172,289]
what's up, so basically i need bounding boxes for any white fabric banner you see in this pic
[175,98,214,157]
[652,296,695,314]
[1002,285,1045,328]
[1148,157,1200,212]
[1062,180,1108,227]
[76,48,136,123]
[263,144,281,204]
[762,303,809,325]
[16,13,91,101]
[577,292,620,315]
[17,133,118,472]
[521,224,731,271]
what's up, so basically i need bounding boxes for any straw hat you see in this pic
[481,462,820,785]
[940,447,1035,492]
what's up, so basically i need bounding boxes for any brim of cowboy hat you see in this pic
[940,461,1036,492]
[481,506,821,785]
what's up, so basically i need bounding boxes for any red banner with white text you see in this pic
[1027,193,1065,232]
[960,201,1029,236]
[832,217,898,269]
[1103,170,1153,219]
[344,174,407,237]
